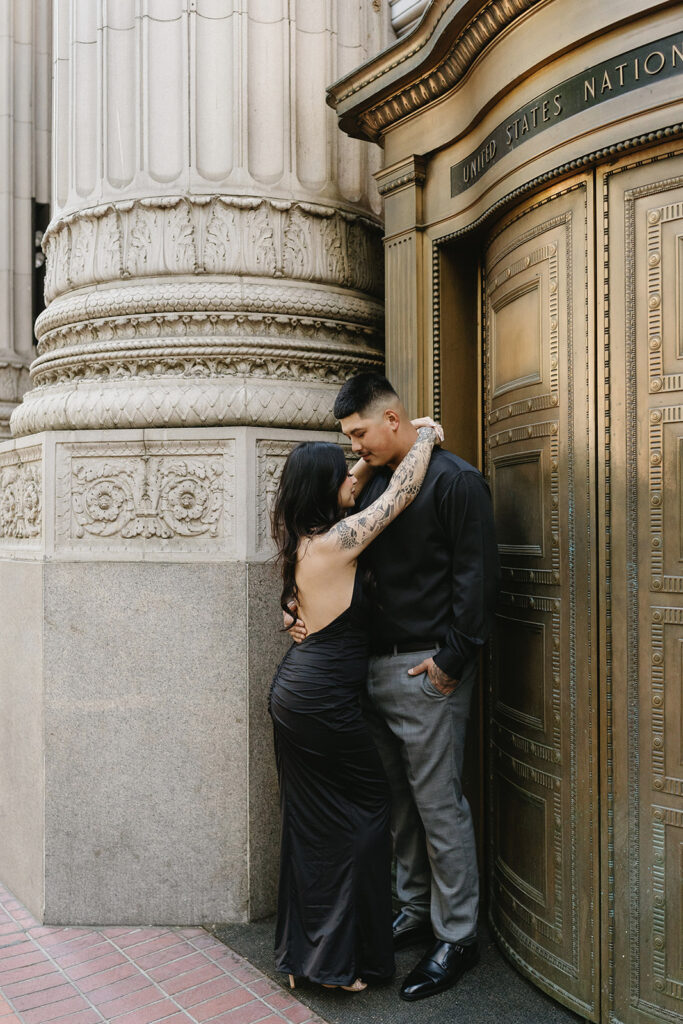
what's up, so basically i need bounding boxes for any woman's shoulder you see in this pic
[297,528,341,560]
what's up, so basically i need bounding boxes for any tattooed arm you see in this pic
[325,426,436,557]
[348,418,443,494]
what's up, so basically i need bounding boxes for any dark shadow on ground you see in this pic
[210,917,586,1024]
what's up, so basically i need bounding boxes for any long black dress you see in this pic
[269,569,394,985]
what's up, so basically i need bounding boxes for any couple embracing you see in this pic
[268,373,500,1002]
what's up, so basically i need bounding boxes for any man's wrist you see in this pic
[432,647,463,680]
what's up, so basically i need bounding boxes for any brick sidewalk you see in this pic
[0,885,325,1024]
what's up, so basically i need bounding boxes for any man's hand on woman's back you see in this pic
[283,599,307,643]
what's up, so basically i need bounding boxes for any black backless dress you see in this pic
[269,568,394,985]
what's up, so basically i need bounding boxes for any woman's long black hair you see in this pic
[271,442,349,616]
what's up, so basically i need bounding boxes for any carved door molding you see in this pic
[480,145,683,1024]
[483,178,599,1020]
[600,145,683,1024]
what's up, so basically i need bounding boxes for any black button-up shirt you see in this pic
[357,447,500,679]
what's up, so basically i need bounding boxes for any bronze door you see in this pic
[599,148,683,1024]
[484,177,599,1021]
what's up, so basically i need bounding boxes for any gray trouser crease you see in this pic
[364,650,478,944]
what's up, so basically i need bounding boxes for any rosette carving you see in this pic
[72,456,225,540]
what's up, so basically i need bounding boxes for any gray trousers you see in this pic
[363,650,478,944]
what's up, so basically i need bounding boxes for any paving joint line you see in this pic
[0,885,307,1024]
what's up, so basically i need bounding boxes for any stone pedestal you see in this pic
[0,426,344,924]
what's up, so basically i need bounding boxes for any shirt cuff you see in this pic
[432,645,465,680]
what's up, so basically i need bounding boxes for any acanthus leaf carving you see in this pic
[42,196,383,302]
[0,450,42,540]
[244,203,277,277]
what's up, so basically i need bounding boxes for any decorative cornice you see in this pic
[328,0,546,142]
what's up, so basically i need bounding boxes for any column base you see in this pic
[0,425,342,924]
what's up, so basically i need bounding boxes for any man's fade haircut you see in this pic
[333,372,399,421]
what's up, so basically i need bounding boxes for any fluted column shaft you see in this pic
[0,0,51,436]
[13,0,389,437]
[389,0,431,37]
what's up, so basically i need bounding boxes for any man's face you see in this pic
[339,409,399,467]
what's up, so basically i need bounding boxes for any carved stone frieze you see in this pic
[255,440,299,553]
[42,196,384,303]
[35,282,383,342]
[35,309,379,360]
[55,440,235,555]
[17,197,386,437]
[30,342,382,389]
[11,377,348,437]
[0,446,42,541]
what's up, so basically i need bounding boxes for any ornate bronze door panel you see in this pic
[600,147,683,1024]
[484,178,599,1020]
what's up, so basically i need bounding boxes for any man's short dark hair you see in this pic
[333,373,399,420]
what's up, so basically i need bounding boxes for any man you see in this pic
[288,372,499,1001]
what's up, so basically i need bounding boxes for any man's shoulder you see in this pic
[429,447,483,484]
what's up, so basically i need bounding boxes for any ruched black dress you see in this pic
[269,570,394,985]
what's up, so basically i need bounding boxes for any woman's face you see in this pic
[337,470,357,509]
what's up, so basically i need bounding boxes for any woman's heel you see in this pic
[288,974,296,990]
[321,978,367,992]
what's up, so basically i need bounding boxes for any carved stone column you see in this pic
[12,0,385,437]
[0,0,51,435]
[0,1,390,925]
[389,0,431,37]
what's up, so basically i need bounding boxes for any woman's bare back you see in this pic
[294,537,358,636]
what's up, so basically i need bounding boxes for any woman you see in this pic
[269,421,439,992]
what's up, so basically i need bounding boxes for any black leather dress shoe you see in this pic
[399,939,479,1001]
[392,910,433,950]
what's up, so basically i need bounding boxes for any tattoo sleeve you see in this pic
[328,426,436,554]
